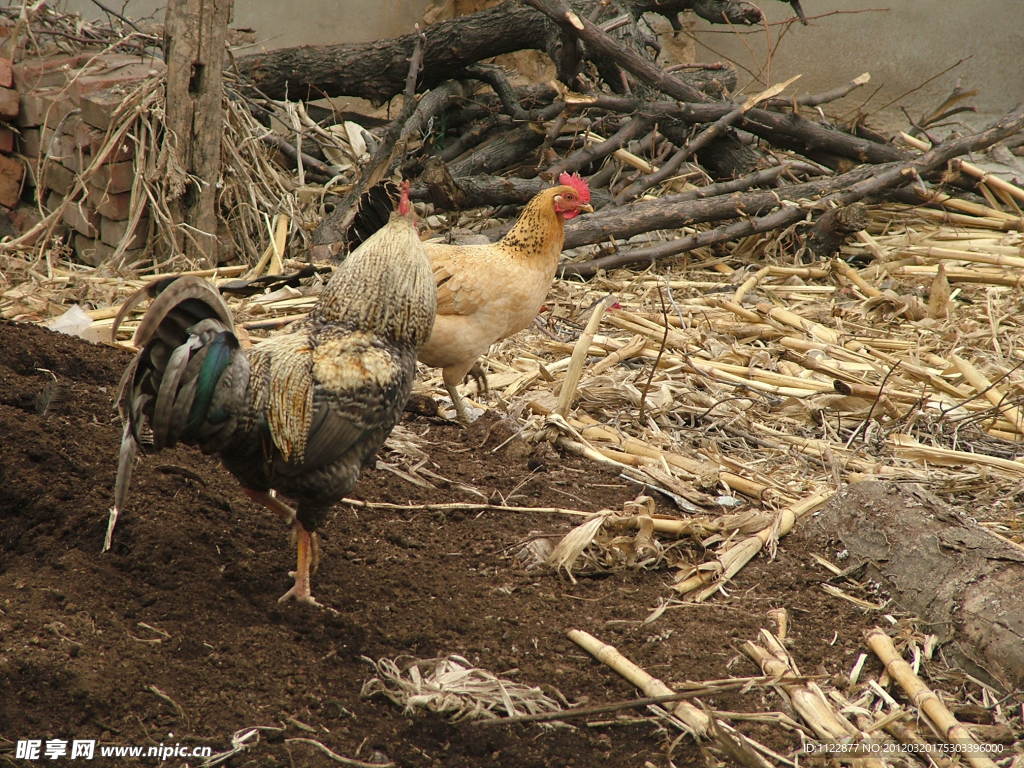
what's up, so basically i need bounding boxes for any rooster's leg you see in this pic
[243,487,296,525]
[278,521,320,606]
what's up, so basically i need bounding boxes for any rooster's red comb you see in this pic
[558,171,590,203]
[397,180,412,216]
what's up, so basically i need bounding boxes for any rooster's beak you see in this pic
[578,203,594,214]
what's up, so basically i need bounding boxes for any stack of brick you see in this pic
[0,54,26,218]
[9,51,164,264]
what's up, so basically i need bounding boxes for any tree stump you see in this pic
[809,481,1024,693]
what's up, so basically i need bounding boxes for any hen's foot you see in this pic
[444,382,476,427]
[465,362,489,395]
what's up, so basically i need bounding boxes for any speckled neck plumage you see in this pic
[498,189,565,262]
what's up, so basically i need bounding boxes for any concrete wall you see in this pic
[64,1,1022,123]
[65,0,432,46]
[689,0,1024,127]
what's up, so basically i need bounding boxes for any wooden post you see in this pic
[163,0,233,267]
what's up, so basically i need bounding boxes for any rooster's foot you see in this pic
[277,523,324,606]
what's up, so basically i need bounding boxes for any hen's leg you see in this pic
[465,361,489,395]
[443,381,474,426]
[278,521,320,606]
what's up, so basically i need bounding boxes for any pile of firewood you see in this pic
[230,0,1024,274]
[2,0,1023,273]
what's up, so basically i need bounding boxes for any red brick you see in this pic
[39,161,76,195]
[69,59,163,99]
[0,57,12,88]
[17,86,75,128]
[0,152,25,208]
[45,190,63,212]
[90,160,133,193]
[0,127,13,153]
[34,127,82,170]
[61,198,100,237]
[13,54,87,90]
[0,86,17,119]
[101,214,149,249]
[70,122,134,163]
[8,202,45,242]
[74,231,143,266]
[88,183,132,220]
[78,89,125,131]
[18,127,41,158]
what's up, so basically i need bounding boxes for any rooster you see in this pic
[418,172,592,423]
[109,183,436,606]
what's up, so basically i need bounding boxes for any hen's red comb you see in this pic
[558,171,590,203]
[398,180,412,216]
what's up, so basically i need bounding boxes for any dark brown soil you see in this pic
[0,320,881,767]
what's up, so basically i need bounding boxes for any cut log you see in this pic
[804,203,869,260]
[809,481,1024,692]
[235,2,556,104]
[233,1,743,106]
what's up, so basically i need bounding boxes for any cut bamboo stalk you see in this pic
[589,334,647,374]
[778,336,880,366]
[689,359,825,398]
[673,491,832,600]
[904,206,1017,231]
[830,258,883,298]
[950,354,1024,432]
[583,131,655,173]
[754,303,849,348]
[567,629,710,737]
[902,131,1024,205]
[555,295,617,417]
[889,265,1024,289]
[900,245,1024,270]
[709,297,764,324]
[865,628,999,768]
[571,413,771,499]
[889,434,1024,477]
[603,310,691,350]
[245,212,290,280]
[741,630,873,753]
[732,265,769,304]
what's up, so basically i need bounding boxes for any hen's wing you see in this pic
[424,243,491,317]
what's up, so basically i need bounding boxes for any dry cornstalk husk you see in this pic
[864,629,1001,768]
[673,492,831,600]
[360,655,565,723]
[567,629,710,737]
[740,628,889,766]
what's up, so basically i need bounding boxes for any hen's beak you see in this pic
[578,203,594,214]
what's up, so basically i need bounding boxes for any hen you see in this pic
[418,173,592,423]
[109,183,436,605]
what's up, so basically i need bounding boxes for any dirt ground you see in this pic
[0,320,884,768]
